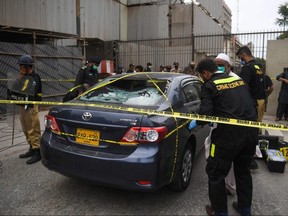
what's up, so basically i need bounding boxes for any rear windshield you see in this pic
[80,78,170,106]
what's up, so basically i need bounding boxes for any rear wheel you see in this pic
[169,143,194,192]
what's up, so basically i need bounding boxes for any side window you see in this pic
[182,82,200,103]
[194,82,202,96]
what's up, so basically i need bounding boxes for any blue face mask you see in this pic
[218,66,225,73]
[240,60,246,65]
[92,65,98,70]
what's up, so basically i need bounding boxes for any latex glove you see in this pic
[188,120,197,130]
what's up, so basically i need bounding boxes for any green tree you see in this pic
[275,2,288,39]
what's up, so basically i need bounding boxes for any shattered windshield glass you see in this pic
[80,78,170,106]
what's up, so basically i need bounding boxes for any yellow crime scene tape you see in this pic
[1,99,288,131]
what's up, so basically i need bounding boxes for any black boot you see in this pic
[19,146,34,158]
[26,149,41,165]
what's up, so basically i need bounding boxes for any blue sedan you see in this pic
[41,72,209,191]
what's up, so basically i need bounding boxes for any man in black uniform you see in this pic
[75,56,101,87]
[237,46,266,122]
[8,55,42,164]
[144,62,152,72]
[275,68,288,121]
[236,46,266,169]
[189,59,258,216]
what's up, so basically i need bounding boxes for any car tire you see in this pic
[169,143,194,192]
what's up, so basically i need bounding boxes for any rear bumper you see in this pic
[40,132,166,191]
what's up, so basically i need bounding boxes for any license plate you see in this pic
[76,128,100,146]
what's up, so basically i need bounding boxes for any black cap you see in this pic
[88,56,101,64]
[147,62,152,66]
[129,63,135,67]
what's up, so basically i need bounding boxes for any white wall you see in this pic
[266,39,288,116]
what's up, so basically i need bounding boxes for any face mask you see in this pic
[217,66,225,73]
[92,65,98,70]
[240,60,246,65]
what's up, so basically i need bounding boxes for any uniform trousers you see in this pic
[257,99,265,122]
[276,102,288,120]
[206,125,258,213]
[19,105,41,150]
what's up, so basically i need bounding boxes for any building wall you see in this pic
[0,0,231,42]
[0,0,123,41]
[266,39,288,116]
[80,0,120,41]
[127,0,229,40]
[127,4,169,40]
[194,0,225,35]
[0,0,76,34]
[223,0,232,34]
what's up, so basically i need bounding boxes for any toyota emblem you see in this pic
[82,112,92,121]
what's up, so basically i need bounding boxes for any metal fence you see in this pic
[117,30,286,74]
[0,42,82,114]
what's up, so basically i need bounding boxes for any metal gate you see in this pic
[116,30,286,74]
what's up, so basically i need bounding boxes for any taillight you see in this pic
[120,126,167,143]
[44,115,61,134]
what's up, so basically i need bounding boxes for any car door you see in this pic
[180,79,209,155]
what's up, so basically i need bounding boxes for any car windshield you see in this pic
[80,78,170,106]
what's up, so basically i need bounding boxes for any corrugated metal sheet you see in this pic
[127,4,169,40]
[0,0,76,34]
[0,0,123,41]
[127,0,228,40]
[0,0,231,42]
[194,0,224,34]
[80,0,120,41]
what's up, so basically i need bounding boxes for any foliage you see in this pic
[277,32,288,39]
[275,2,288,39]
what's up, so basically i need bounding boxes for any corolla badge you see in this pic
[82,112,92,121]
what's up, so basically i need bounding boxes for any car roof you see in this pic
[106,72,199,81]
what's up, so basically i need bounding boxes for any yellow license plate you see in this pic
[76,128,100,146]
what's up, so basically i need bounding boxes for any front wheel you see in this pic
[169,143,194,192]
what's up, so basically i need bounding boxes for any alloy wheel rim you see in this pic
[182,149,192,183]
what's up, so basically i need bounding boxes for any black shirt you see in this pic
[239,59,266,100]
[75,66,98,86]
[199,73,257,121]
[8,71,42,107]
[276,71,288,103]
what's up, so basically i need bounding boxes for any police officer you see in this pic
[237,46,266,169]
[237,46,266,122]
[144,62,152,72]
[183,61,197,76]
[9,55,42,165]
[171,62,182,73]
[75,56,101,87]
[275,68,288,121]
[189,59,258,216]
